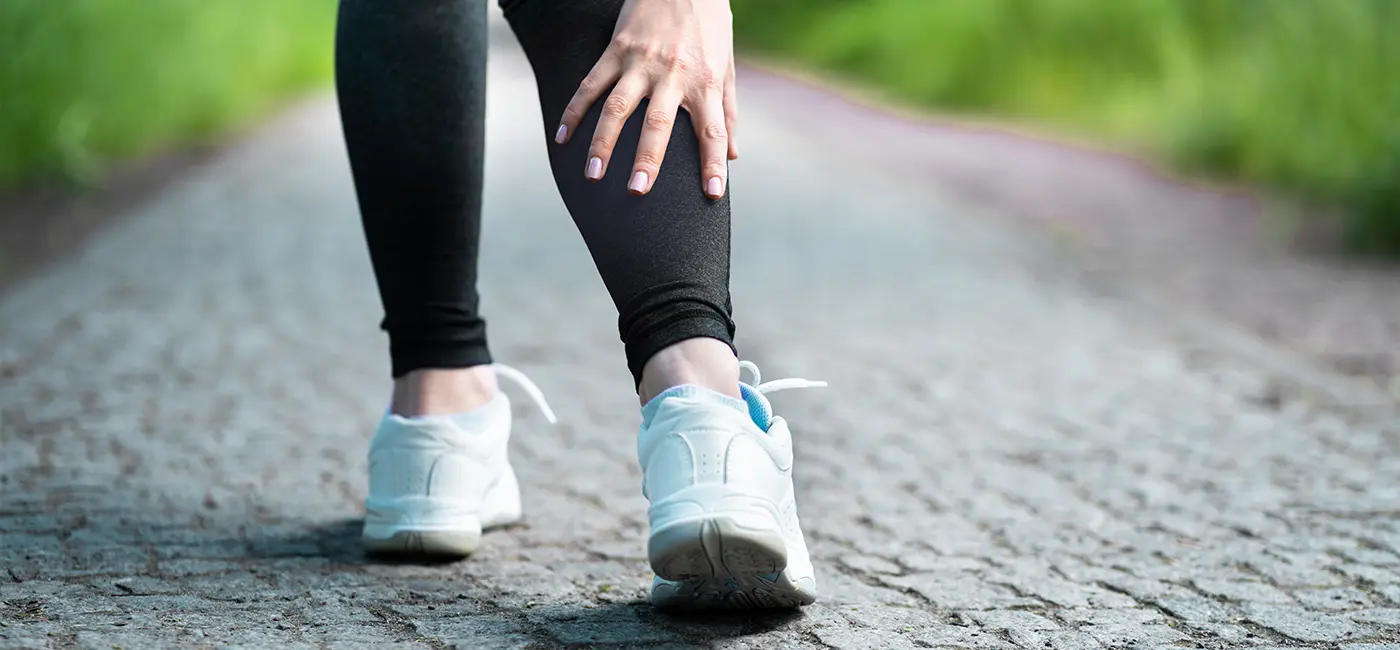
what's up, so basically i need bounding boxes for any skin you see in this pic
[552,0,739,199]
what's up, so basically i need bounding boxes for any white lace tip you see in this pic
[808,380,829,388]
[490,362,558,425]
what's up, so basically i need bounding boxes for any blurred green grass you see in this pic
[733,0,1400,254]
[0,0,336,191]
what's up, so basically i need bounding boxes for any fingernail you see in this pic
[554,125,567,144]
[586,157,602,180]
[629,170,648,194]
[707,176,724,198]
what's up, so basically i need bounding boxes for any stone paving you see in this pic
[4,12,1400,650]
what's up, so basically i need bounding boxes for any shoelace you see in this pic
[491,363,558,424]
[739,360,828,394]
[392,362,810,426]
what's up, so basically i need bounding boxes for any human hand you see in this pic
[553,0,738,199]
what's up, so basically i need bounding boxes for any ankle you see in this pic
[391,366,498,417]
[638,338,741,404]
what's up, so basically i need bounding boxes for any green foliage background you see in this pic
[0,0,337,189]
[732,0,1400,252]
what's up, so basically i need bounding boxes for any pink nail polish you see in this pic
[554,125,567,144]
[586,157,602,180]
[707,177,723,198]
[629,171,648,193]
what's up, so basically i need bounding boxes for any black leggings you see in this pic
[335,0,735,386]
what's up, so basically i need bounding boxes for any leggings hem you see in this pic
[389,345,494,379]
[625,314,737,388]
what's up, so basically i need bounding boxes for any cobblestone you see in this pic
[1353,609,1400,629]
[1295,587,1375,610]
[1245,603,1374,643]
[1153,592,1236,623]
[1192,579,1294,604]
[3,8,1400,650]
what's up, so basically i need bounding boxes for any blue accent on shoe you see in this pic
[739,382,774,431]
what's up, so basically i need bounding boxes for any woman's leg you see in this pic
[336,0,496,415]
[340,0,556,558]
[502,0,741,401]
[504,2,822,611]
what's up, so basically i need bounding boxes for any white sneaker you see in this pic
[362,364,555,557]
[639,360,826,610]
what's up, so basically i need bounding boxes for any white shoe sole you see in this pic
[647,496,816,610]
[362,466,521,558]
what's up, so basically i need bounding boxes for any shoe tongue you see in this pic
[739,383,774,432]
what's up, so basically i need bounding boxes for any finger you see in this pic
[688,93,730,199]
[724,58,739,160]
[586,73,648,182]
[556,48,622,145]
[628,83,684,195]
